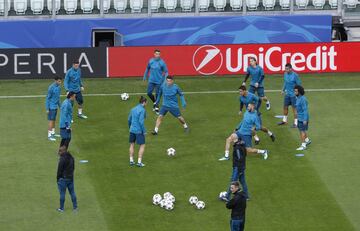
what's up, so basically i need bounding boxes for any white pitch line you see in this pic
[0,88,360,99]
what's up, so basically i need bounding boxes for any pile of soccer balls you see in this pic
[152,192,175,211]
[189,196,206,210]
[120,93,129,101]
[167,147,176,157]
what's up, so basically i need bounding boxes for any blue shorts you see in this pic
[297,121,309,132]
[235,133,252,148]
[249,85,265,97]
[75,91,83,105]
[147,82,161,96]
[60,128,71,139]
[284,95,296,107]
[159,106,181,117]
[48,109,57,121]
[129,132,145,145]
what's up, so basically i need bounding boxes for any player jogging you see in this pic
[242,57,271,110]
[45,76,62,141]
[59,92,76,150]
[219,101,269,161]
[278,63,302,127]
[238,85,275,145]
[128,96,147,167]
[64,60,88,119]
[151,76,189,135]
[294,85,311,151]
[143,49,168,114]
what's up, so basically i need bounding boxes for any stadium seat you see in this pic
[30,0,44,14]
[64,0,78,13]
[262,0,275,10]
[279,0,290,9]
[47,0,60,14]
[329,0,338,8]
[164,0,177,12]
[296,0,309,9]
[96,0,110,13]
[130,0,143,12]
[343,0,358,8]
[230,0,242,10]
[81,0,94,13]
[150,0,160,12]
[213,0,226,11]
[114,0,127,12]
[246,0,259,10]
[14,0,27,14]
[180,0,193,11]
[312,0,325,8]
[0,0,11,15]
[198,0,209,11]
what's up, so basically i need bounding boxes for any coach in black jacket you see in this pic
[226,181,247,231]
[56,146,77,212]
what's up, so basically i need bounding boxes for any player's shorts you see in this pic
[235,133,252,148]
[249,85,265,97]
[284,95,296,107]
[75,91,84,105]
[147,82,161,96]
[60,128,71,139]
[159,106,181,117]
[48,109,57,121]
[297,121,309,132]
[129,132,145,145]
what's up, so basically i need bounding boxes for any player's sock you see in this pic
[130,157,134,162]
[183,123,188,129]
[294,118,298,126]
[137,158,142,164]
[78,108,82,115]
[225,150,229,158]
[48,130,52,137]
[257,149,265,154]
[305,137,310,143]
[51,128,55,135]
[301,142,307,147]
[154,127,159,133]
[254,135,260,141]
[282,116,288,123]
[267,130,273,136]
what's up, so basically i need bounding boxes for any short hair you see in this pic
[285,63,292,69]
[239,85,247,91]
[67,91,76,98]
[54,76,62,81]
[294,85,305,95]
[73,60,80,64]
[166,75,174,80]
[58,145,67,155]
[154,49,160,53]
[231,181,240,188]
[139,96,147,104]
[249,57,257,63]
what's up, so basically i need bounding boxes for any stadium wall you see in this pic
[0,15,331,48]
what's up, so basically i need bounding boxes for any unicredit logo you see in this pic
[192,45,223,75]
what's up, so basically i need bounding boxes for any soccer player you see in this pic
[294,85,311,151]
[238,86,275,145]
[278,63,302,127]
[59,92,76,150]
[242,57,271,110]
[219,101,269,161]
[45,77,62,141]
[143,49,168,114]
[64,60,88,119]
[128,96,147,167]
[151,76,189,135]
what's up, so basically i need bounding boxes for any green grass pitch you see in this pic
[0,73,360,231]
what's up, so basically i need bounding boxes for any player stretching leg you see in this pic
[151,76,189,135]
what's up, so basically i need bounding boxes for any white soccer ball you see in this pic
[163,192,172,199]
[167,148,176,156]
[152,194,162,205]
[159,199,167,208]
[196,201,206,210]
[167,195,176,203]
[189,196,198,205]
[219,191,228,199]
[164,201,174,211]
[120,93,129,101]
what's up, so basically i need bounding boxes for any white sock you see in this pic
[283,116,288,123]
[267,131,273,136]
[183,123,188,128]
[225,150,229,158]
[254,135,260,141]
[257,149,265,154]
[78,108,82,115]
[130,157,134,162]
[51,128,55,134]
[294,118,298,125]
[154,127,159,133]
[266,101,270,105]
[137,158,142,163]
[302,142,307,147]
[48,130,52,137]
[305,137,310,143]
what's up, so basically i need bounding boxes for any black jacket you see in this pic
[57,152,75,181]
[226,190,247,219]
[233,141,247,170]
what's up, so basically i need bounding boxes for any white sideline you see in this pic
[1,88,360,99]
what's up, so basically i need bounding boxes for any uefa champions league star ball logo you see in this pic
[192,45,223,76]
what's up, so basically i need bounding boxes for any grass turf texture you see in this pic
[0,73,359,231]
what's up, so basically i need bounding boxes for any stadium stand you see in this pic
[130,0,143,12]
[14,0,27,14]
[263,0,275,9]
[230,0,242,10]
[81,0,94,13]
[30,0,44,14]
[114,0,127,13]
[246,0,259,10]
[180,0,193,11]
[0,0,11,14]
[214,0,226,11]
[164,0,177,12]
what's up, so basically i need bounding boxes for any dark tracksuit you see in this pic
[57,152,77,210]
[226,190,247,231]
